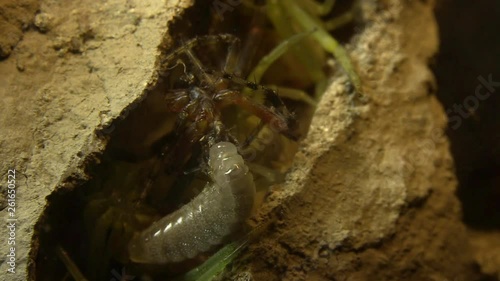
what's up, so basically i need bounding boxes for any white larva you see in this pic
[128,142,256,264]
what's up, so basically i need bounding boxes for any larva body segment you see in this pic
[128,142,255,264]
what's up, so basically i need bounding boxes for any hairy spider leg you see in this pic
[139,88,195,177]
[214,88,297,141]
[164,89,190,112]
[56,245,89,281]
[184,46,216,85]
[222,34,241,75]
[164,86,234,174]
[217,71,295,120]
[211,70,300,143]
[162,34,241,78]
[240,119,266,149]
[163,34,240,64]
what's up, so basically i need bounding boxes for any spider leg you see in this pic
[212,70,292,112]
[241,119,266,149]
[224,129,241,148]
[56,245,88,281]
[184,45,216,85]
[164,34,240,62]
[170,98,222,171]
[163,34,241,83]
[223,34,241,75]
[215,89,297,141]
[214,72,299,140]
[164,89,190,112]
[158,94,202,174]
[265,85,317,106]
[165,120,204,173]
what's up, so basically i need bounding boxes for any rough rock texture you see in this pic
[0,0,192,279]
[226,1,486,280]
[0,0,38,58]
[0,0,495,280]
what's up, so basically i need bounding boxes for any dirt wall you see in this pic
[0,0,496,280]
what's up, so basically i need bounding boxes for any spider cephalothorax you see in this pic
[161,34,297,171]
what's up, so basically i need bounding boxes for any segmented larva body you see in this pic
[128,142,255,264]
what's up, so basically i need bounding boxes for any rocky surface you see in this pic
[0,0,38,58]
[0,0,192,279]
[0,0,496,280]
[227,1,487,280]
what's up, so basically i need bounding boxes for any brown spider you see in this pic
[159,34,298,172]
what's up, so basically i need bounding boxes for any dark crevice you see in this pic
[433,0,500,230]
[433,1,500,279]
